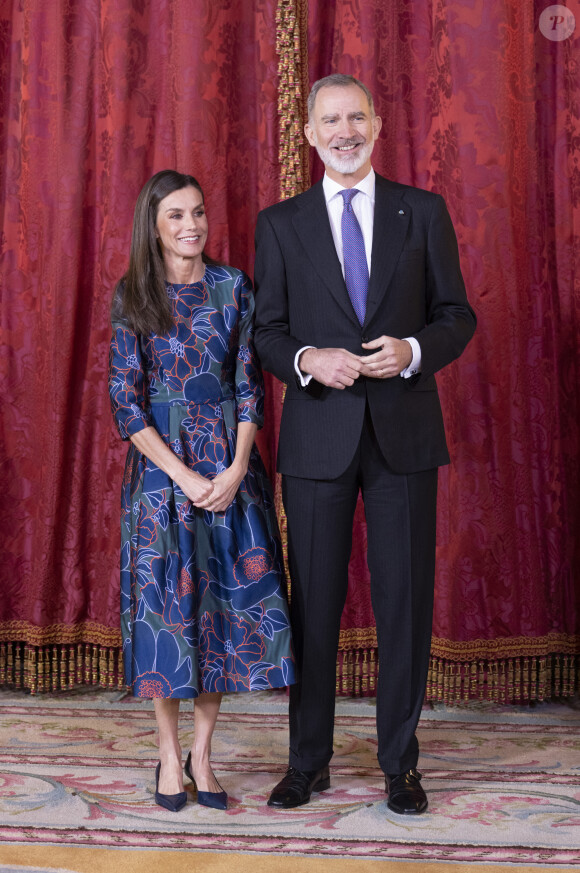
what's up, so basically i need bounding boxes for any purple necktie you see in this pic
[340,188,369,325]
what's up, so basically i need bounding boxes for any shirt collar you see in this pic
[322,167,376,204]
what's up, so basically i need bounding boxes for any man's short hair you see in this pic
[307,74,375,121]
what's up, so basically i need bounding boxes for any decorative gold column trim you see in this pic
[275,0,310,200]
[273,0,310,588]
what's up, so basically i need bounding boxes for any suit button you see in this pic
[362,335,369,342]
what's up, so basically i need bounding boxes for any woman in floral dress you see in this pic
[109,170,295,811]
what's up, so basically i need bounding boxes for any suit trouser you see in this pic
[283,407,438,775]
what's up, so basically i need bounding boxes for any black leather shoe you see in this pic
[385,768,428,815]
[267,765,330,808]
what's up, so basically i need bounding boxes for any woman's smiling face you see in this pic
[155,185,208,271]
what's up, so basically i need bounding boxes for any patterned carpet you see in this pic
[0,688,579,868]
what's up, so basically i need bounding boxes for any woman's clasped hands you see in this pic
[175,464,245,513]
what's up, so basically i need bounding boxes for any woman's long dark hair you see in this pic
[113,170,210,335]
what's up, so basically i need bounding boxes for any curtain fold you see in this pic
[1,0,578,700]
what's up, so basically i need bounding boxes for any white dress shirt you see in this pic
[295,168,422,384]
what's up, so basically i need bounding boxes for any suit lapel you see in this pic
[292,182,360,326]
[364,175,410,329]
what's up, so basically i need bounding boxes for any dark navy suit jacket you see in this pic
[253,173,476,479]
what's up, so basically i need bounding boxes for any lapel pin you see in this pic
[398,209,405,215]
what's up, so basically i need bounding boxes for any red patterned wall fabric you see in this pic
[1,0,578,698]
[309,0,580,697]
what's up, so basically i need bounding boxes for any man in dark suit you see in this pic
[253,74,476,815]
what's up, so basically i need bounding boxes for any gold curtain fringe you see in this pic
[335,648,578,701]
[426,653,579,704]
[336,648,378,696]
[0,641,124,694]
[339,626,379,649]
[2,641,577,701]
[430,633,579,661]
[0,619,122,648]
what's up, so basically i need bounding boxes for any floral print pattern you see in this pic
[109,265,295,697]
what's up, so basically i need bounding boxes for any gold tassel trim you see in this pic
[334,646,578,701]
[0,619,122,648]
[1,642,577,701]
[426,652,579,703]
[0,641,124,694]
[336,647,377,697]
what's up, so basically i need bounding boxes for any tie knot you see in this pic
[340,188,360,211]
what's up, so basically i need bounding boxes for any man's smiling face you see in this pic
[304,84,382,186]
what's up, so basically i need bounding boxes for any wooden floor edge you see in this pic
[1,844,578,873]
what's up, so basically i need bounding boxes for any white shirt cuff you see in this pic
[294,346,315,386]
[400,337,421,379]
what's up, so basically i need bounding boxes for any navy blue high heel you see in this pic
[184,751,228,810]
[154,761,188,812]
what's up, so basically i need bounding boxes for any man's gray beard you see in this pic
[315,140,374,176]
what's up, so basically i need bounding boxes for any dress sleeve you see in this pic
[108,314,152,440]
[234,272,265,428]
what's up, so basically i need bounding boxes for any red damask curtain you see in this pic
[1,0,578,700]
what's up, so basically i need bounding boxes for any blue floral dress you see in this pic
[108,265,295,698]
